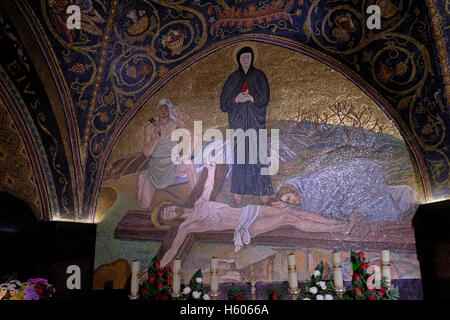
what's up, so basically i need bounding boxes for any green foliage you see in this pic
[139,255,172,300]
[350,251,360,272]
[298,261,336,300]
[342,251,400,300]
[188,269,203,291]
[227,284,246,300]
[180,269,209,300]
[314,261,324,280]
[267,285,283,300]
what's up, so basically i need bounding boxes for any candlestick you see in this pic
[332,251,344,295]
[380,250,391,288]
[209,257,219,298]
[288,287,299,300]
[172,258,181,298]
[129,260,140,300]
[287,253,298,293]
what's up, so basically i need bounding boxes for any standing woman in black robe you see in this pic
[220,46,274,204]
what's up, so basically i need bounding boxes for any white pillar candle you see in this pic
[172,258,181,295]
[287,253,298,290]
[210,257,219,294]
[130,260,140,296]
[332,251,341,264]
[381,250,390,263]
[332,252,344,290]
[380,250,391,287]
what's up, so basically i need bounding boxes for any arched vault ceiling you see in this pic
[0,0,448,221]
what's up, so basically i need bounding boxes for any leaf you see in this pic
[350,251,360,272]
[188,269,203,290]
[315,260,324,274]
[228,284,245,300]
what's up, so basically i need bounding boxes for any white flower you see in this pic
[313,270,321,277]
[318,281,327,290]
[309,286,318,295]
[316,294,325,300]
[325,294,334,300]
[192,291,201,299]
[196,277,203,284]
[303,298,311,300]
[203,294,211,300]
[182,287,191,295]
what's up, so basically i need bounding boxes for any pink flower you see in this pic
[27,278,48,284]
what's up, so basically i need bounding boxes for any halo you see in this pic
[232,41,259,66]
[150,202,173,230]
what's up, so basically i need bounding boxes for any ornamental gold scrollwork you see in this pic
[304,0,413,55]
[85,0,208,167]
[368,37,429,96]
[304,0,448,196]
[205,0,300,40]
[41,0,107,111]
[36,112,72,217]
[149,0,208,64]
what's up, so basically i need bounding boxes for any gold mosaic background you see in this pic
[110,42,403,163]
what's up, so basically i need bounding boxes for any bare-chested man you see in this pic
[137,99,198,209]
[158,160,361,267]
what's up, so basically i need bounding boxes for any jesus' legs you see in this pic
[252,206,356,236]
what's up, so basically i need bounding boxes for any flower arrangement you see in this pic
[342,251,399,300]
[298,261,335,300]
[266,285,283,300]
[179,269,210,300]
[139,256,172,300]
[227,284,246,300]
[0,278,55,300]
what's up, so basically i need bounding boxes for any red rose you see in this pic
[367,295,376,300]
[157,270,164,276]
[235,294,244,300]
[271,292,279,300]
[167,278,172,286]
[161,295,169,301]
[369,287,374,292]
[377,287,386,296]
[360,262,368,270]
[357,252,365,260]
[353,287,362,296]
[352,273,360,281]
[35,286,45,296]
[154,261,161,268]
[157,281,164,289]
[149,275,156,282]
[141,288,148,295]
[164,266,171,273]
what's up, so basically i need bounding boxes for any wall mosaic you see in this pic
[0,0,448,222]
[0,97,42,218]
[95,42,422,283]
